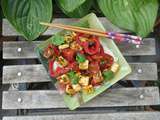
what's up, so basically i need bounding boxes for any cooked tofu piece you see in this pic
[64,35,73,43]
[71,32,77,37]
[79,60,89,70]
[111,63,120,73]
[58,44,69,49]
[70,41,82,51]
[83,85,94,94]
[79,76,90,86]
[57,56,68,67]
[92,71,104,83]
[80,37,89,42]
[72,84,81,92]
[57,74,70,84]
[66,84,76,95]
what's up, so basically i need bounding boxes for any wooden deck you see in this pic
[1,17,160,120]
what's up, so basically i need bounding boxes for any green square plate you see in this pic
[36,13,132,110]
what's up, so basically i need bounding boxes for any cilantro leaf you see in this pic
[67,71,79,84]
[76,53,86,63]
[103,70,114,81]
[50,35,65,46]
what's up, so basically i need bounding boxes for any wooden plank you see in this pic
[3,38,156,59]
[3,41,41,59]
[3,112,160,120]
[2,87,160,109]
[2,63,157,84]
[2,18,126,36]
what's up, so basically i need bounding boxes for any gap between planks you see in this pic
[2,87,160,109]
[2,112,160,120]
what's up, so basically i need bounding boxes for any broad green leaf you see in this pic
[56,0,92,18]
[1,0,53,40]
[57,0,86,12]
[98,0,158,37]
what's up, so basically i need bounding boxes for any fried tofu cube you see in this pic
[79,60,89,70]
[66,84,76,95]
[72,84,81,92]
[58,44,69,49]
[111,63,120,73]
[64,35,73,43]
[82,85,94,94]
[57,74,70,84]
[80,37,89,42]
[57,56,68,67]
[71,32,77,37]
[79,76,90,86]
[70,41,82,51]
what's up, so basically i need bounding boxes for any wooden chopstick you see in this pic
[40,22,107,37]
[53,23,105,34]
[40,22,142,45]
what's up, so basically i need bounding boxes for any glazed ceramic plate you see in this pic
[36,13,132,110]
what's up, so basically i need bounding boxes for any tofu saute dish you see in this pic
[43,31,120,96]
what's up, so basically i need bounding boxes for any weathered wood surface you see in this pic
[3,38,156,59]
[2,87,159,109]
[2,18,126,36]
[2,63,157,84]
[3,112,160,120]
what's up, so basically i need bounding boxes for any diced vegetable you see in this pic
[102,70,114,81]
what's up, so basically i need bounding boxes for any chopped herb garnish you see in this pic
[103,70,114,81]
[67,71,79,84]
[51,35,65,46]
[76,53,86,63]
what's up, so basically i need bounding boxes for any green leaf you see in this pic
[76,53,86,63]
[1,0,53,40]
[56,0,92,18]
[97,0,158,37]
[103,70,114,81]
[67,71,79,84]
[56,0,86,12]
[50,35,65,46]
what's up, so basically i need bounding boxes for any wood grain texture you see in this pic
[3,38,156,59]
[2,63,157,84]
[3,112,160,120]
[2,18,126,36]
[2,87,159,109]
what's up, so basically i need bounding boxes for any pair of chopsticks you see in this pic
[40,22,142,45]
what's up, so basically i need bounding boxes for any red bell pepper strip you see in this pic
[61,48,76,62]
[76,34,100,55]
